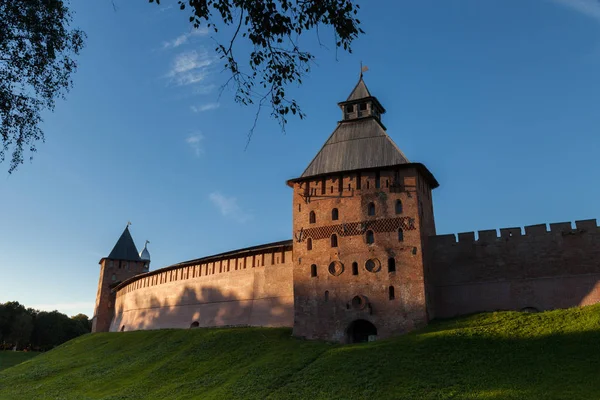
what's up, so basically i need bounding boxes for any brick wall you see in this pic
[111,247,294,331]
[292,166,435,342]
[91,259,146,332]
[429,219,600,318]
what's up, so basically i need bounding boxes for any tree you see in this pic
[7,313,33,351]
[150,0,362,142]
[0,302,34,350]
[70,313,92,333]
[0,0,85,173]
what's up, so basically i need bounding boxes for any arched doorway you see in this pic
[190,321,200,328]
[346,319,377,343]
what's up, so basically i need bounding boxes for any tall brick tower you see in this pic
[91,225,148,333]
[288,76,439,343]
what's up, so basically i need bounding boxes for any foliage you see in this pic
[2,305,600,399]
[0,302,91,351]
[0,0,85,173]
[150,0,362,140]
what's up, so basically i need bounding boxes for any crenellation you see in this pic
[549,222,573,233]
[478,229,498,241]
[434,220,599,244]
[500,227,522,238]
[457,232,475,242]
[575,219,598,231]
[430,234,457,245]
[524,224,548,235]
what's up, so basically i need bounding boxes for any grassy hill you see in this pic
[0,351,39,372]
[1,305,600,400]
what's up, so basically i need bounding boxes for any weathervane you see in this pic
[360,61,369,78]
[127,221,132,227]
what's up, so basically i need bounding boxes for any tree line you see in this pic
[0,301,91,351]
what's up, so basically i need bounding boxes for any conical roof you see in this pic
[345,77,371,101]
[107,226,141,261]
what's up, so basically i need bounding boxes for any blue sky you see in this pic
[1,0,599,317]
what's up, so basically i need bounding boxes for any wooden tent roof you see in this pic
[298,117,410,179]
[106,226,141,262]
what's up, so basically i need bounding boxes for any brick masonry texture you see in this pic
[110,247,294,332]
[292,168,434,342]
[429,219,600,318]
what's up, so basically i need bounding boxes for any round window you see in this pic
[365,259,381,273]
[328,261,344,276]
[351,295,368,310]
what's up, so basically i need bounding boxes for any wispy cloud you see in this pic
[162,27,209,49]
[186,133,204,157]
[209,192,253,223]
[167,49,217,87]
[551,0,600,21]
[191,102,220,113]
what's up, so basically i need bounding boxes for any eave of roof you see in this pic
[287,162,439,189]
[112,239,293,291]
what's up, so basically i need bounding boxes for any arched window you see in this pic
[310,264,317,277]
[352,262,358,276]
[331,234,338,248]
[395,199,403,214]
[307,238,312,251]
[309,211,316,224]
[388,258,396,273]
[388,286,395,300]
[366,230,374,245]
[398,229,404,242]
[324,291,329,302]
[367,202,375,216]
[332,208,339,221]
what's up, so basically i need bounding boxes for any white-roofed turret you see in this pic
[139,240,151,270]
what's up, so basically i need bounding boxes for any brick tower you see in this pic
[91,225,149,333]
[288,76,439,343]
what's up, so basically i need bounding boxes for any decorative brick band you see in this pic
[298,217,416,241]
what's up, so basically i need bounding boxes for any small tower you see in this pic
[91,225,147,333]
[288,76,439,343]
[139,240,151,270]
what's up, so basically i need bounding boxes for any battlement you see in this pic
[431,219,599,245]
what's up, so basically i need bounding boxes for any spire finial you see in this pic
[145,240,150,247]
[127,221,132,227]
[360,62,369,79]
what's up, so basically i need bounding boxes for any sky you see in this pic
[1,0,600,318]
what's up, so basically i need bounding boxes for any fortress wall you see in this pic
[110,248,294,332]
[429,219,600,318]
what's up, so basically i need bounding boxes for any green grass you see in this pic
[0,351,40,372]
[2,305,600,399]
